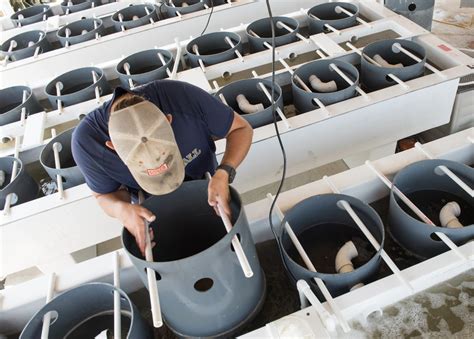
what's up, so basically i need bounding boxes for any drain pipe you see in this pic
[373,54,403,68]
[309,75,337,92]
[236,94,264,114]
[335,241,364,290]
[439,202,463,229]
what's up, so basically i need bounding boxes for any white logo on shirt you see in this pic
[183,148,202,167]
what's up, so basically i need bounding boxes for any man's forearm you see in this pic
[220,118,253,169]
[94,189,131,220]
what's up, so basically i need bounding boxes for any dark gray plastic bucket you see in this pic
[292,59,359,113]
[307,2,359,34]
[215,78,283,128]
[280,194,384,299]
[122,180,265,337]
[10,5,52,27]
[389,159,474,259]
[116,49,173,89]
[361,39,426,91]
[60,0,93,14]
[164,0,209,17]
[385,0,435,31]
[20,283,152,339]
[111,4,158,31]
[0,157,39,209]
[0,30,51,61]
[45,66,111,109]
[246,16,299,53]
[40,128,85,189]
[57,18,105,47]
[0,85,43,126]
[186,31,242,68]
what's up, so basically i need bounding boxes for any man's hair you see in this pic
[110,93,145,113]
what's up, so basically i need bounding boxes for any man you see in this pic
[72,79,253,255]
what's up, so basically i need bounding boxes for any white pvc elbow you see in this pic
[236,94,264,114]
[373,54,403,68]
[309,75,337,93]
[335,241,358,274]
[439,201,463,229]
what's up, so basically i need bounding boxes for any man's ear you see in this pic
[105,141,115,150]
[166,114,172,124]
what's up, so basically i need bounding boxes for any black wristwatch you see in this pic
[216,164,236,184]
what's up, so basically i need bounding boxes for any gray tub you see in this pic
[111,4,158,31]
[246,16,299,53]
[122,180,265,337]
[164,0,209,17]
[10,5,52,27]
[216,78,283,128]
[45,66,110,109]
[361,39,426,91]
[20,283,152,339]
[186,31,242,68]
[117,49,173,89]
[0,85,43,126]
[0,157,39,209]
[280,194,384,299]
[389,159,474,259]
[292,59,359,113]
[385,0,435,31]
[57,18,105,47]
[60,0,93,13]
[1,30,51,61]
[40,128,85,189]
[307,2,359,34]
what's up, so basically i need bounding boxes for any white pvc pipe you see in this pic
[205,173,253,277]
[52,140,64,200]
[123,63,135,89]
[55,82,63,113]
[439,202,463,229]
[65,28,71,48]
[296,280,336,332]
[309,75,337,92]
[20,90,28,125]
[334,5,372,28]
[138,192,163,328]
[248,29,274,50]
[373,54,403,68]
[156,52,172,77]
[191,44,206,73]
[365,161,467,261]
[276,20,310,44]
[40,273,56,339]
[308,13,341,34]
[236,94,264,114]
[335,241,358,274]
[171,38,182,80]
[252,76,291,129]
[218,93,229,106]
[224,36,244,62]
[113,251,121,339]
[267,193,351,333]
[329,63,369,100]
[91,71,101,103]
[392,42,446,78]
[144,6,154,24]
[118,13,126,32]
[414,142,473,198]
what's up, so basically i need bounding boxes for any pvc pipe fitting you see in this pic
[309,75,337,92]
[236,94,264,114]
[335,241,358,274]
[373,54,403,68]
[439,202,463,229]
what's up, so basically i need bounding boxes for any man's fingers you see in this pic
[140,207,156,222]
[149,227,154,241]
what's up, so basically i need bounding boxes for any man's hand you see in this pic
[118,202,156,256]
[208,170,231,218]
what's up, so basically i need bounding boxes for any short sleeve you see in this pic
[71,123,121,194]
[185,82,235,138]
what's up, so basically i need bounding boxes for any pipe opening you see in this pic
[194,278,214,292]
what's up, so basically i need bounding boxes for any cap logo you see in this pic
[147,163,169,176]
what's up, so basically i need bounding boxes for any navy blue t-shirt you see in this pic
[71,80,234,196]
